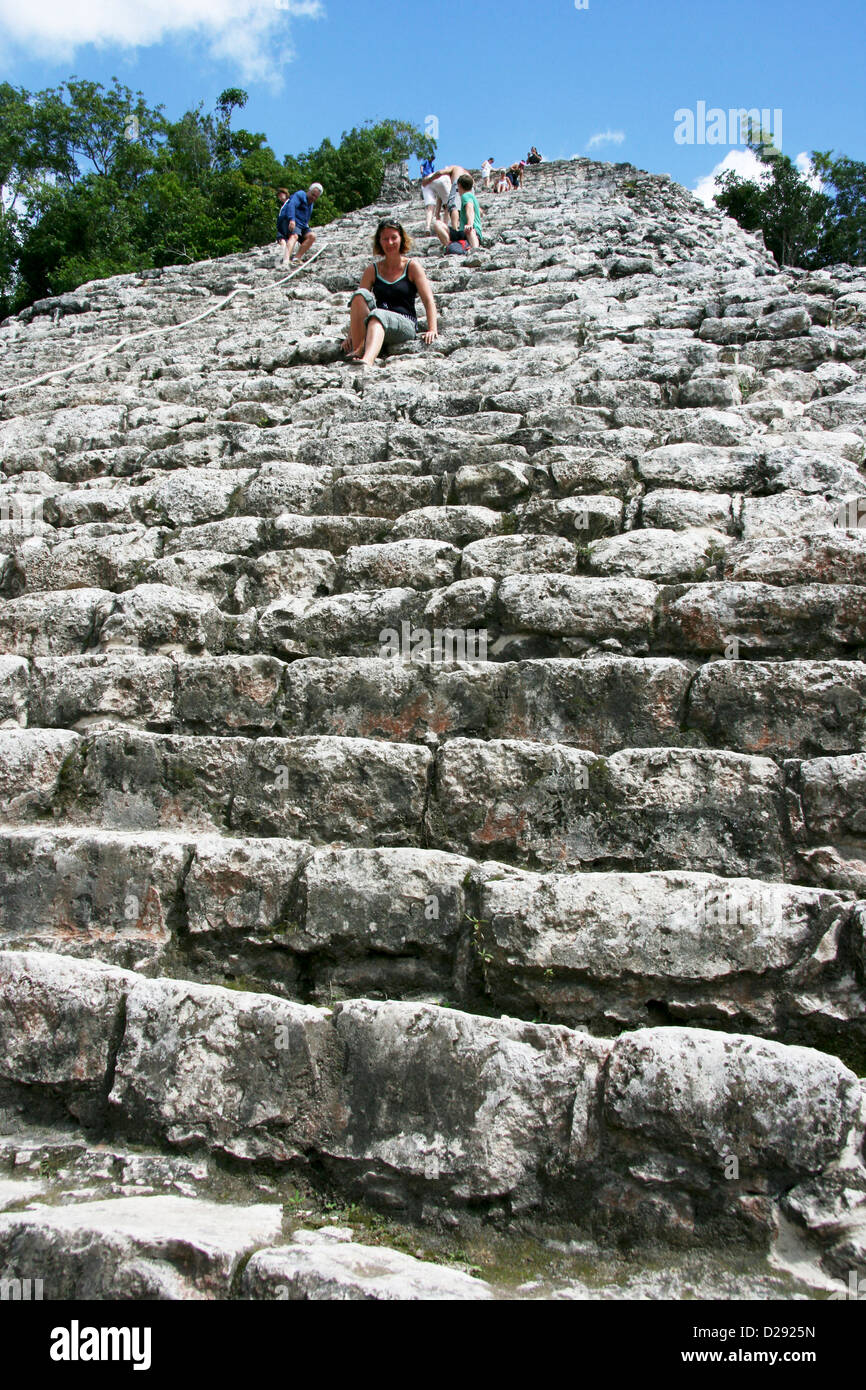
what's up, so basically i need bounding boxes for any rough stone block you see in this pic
[603,1028,861,1179]
[326,999,609,1208]
[0,950,132,1120]
[0,827,188,969]
[110,976,341,1161]
[30,654,175,731]
[0,1196,284,1299]
[0,589,115,658]
[432,739,784,877]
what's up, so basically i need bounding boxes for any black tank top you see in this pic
[373,260,417,323]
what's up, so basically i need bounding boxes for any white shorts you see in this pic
[422,176,451,207]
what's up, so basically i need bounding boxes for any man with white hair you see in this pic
[280,182,323,265]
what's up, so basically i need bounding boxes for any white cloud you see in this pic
[795,151,824,191]
[692,148,766,207]
[0,0,323,85]
[693,148,823,209]
[587,130,626,150]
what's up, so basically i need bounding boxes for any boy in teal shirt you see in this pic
[457,175,482,246]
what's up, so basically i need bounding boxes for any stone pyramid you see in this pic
[1,158,865,1300]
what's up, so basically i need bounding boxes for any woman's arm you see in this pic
[410,261,438,343]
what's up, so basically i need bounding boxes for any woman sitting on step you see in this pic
[342,219,439,368]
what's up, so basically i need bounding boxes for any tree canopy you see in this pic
[0,78,436,316]
[713,140,866,269]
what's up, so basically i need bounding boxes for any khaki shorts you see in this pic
[351,289,417,345]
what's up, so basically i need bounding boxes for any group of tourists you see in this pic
[480,147,542,193]
[273,144,542,368]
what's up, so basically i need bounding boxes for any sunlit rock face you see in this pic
[1,158,865,1296]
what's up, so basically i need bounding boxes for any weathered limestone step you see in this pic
[5,525,163,594]
[0,728,796,877]
[2,417,860,507]
[475,866,865,1053]
[7,652,866,760]
[787,753,866,894]
[0,584,256,657]
[5,728,862,879]
[257,576,866,661]
[241,1232,494,1301]
[0,1124,218,1201]
[279,655,866,756]
[3,562,865,664]
[725,532,866,587]
[6,517,866,603]
[0,830,471,994]
[30,652,287,735]
[2,427,862,537]
[455,572,863,661]
[658,580,866,658]
[0,1194,494,1300]
[281,654,693,751]
[636,438,865,495]
[0,1195,283,1299]
[0,1159,826,1297]
[686,660,866,758]
[0,729,430,844]
[0,950,862,1250]
[2,828,863,1054]
[430,739,789,878]
[585,527,732,583]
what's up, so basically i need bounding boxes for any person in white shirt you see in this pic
[421,171,452,232]
[422,163,471,229]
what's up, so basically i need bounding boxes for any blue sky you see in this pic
[1,0,864,202]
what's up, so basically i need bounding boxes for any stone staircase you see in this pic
[1,157,865,1298]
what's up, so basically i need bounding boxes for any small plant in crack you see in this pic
[466,915,493,993]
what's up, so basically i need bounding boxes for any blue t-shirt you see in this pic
[421,159,435,178]
[284,190,313,232]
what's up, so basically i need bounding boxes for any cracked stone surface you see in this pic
[1,156,865,1297]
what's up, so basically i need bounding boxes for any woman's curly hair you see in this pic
[373,218,412,255]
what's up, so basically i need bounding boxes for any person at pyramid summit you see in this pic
[278,183,323,266]
[341,219,439,368]
[527,146,543,164]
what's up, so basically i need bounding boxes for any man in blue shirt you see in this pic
[278,182,323,266]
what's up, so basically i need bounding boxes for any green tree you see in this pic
[292,118,437,219]
[714,142,832,267]
[812,152,866,266]
[1,81,434,315]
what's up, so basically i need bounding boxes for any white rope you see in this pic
[2,245,326,399]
